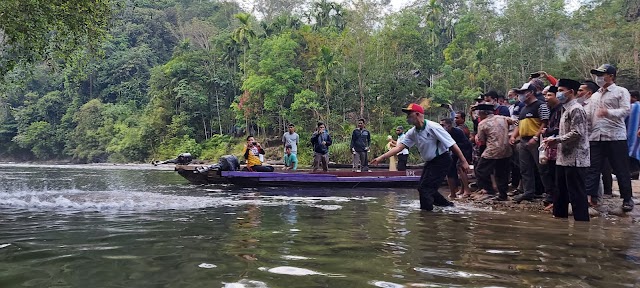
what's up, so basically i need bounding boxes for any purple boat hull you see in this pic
[175,165,421,188]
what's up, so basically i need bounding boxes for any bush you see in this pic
[155,135,202,160]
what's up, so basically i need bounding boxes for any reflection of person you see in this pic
[311,122,332,172]
[371,103,470,211]
[283,145,298,171]
[243,136,274,172]
[350,118,371,172]
[386,135,397,171]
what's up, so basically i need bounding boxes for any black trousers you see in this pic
[397,154,409,171]
[554,166,589,221]
[585,141,632,200]
[602,159,612,195]
[475,157,510,198]
[417,153,452,211]
[510,151,521,187]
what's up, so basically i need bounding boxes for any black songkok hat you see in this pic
[471,104,495,112]
[581,80,600,92]
[557,79,581,93]
[547,86,558,93]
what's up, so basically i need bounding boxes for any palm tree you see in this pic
[315,46,340,119]
[232,13,256,78]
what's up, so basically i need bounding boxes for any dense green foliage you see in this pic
[1,0,639,164]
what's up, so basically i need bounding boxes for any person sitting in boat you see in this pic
[243,136,274,172]
[283,145,298,171]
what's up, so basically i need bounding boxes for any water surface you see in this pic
[1,164,639,287]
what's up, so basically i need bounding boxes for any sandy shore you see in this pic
[443,179,640,222]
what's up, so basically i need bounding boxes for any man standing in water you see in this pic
[585,64,634,211]
[371,103,471,211]
[543,79,590,221]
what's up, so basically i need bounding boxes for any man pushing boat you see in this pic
[370,103,471,211]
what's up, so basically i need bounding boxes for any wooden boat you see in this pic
[175,164,421,188]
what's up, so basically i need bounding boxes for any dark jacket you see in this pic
[311,131,332,154]
[350,129,371,152]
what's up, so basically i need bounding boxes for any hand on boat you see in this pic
[370,157,382,166]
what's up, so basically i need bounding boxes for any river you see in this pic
[0,164,639,287]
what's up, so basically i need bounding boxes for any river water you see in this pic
[1,164,639,287]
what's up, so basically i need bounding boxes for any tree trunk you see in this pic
[358,52,365,118]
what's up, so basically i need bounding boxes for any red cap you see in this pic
[401,103,424,114]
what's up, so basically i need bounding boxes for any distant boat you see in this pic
[175,164,421,188]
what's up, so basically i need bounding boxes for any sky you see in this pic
[236,0,583,19]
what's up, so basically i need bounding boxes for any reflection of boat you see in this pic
[175,164,421,188]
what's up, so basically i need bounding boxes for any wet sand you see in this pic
[442,179,640,222]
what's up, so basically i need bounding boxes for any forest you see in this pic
[1,0,639,165]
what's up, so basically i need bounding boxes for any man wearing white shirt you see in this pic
[371,103,470,211]
[585,64,634,212]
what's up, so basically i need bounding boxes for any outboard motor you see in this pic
[196,155,239,174]
[176,153,193,164]
[153,152,193,166]
[218,155,240,171]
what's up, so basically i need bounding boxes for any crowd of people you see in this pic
[242,63,639,221]
[374,64,638,221]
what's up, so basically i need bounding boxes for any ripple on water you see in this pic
[369,280,405,288]
[413,267,494,279]
[223,279,269,288]
[198,263,217,269]
[261,266,322,276]
[280,255,312,260]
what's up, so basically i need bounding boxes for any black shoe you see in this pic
[513,194,534,203]
[492,195,508,201]
[622,198,635,212]
[434,200,454,207]
[507,189,522,197]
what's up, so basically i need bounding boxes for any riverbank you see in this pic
[443,180,640,222]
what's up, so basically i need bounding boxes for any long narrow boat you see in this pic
[175,164,421,188]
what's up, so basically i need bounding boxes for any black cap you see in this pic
[590,64,617,76]
[547,86,558,93]
[471,104,495,111]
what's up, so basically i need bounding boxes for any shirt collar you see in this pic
[563,98,578,108]
[416,120,428,131]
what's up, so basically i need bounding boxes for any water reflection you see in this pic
[0,164,639,287]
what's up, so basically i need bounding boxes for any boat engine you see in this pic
[218,155,240,171]
[195,155,239,174]
[176,153,193,164]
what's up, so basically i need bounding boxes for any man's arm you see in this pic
[370,143,407,165]
[450,144,470,173]
[601,89,631,119]
[293,156,298,170]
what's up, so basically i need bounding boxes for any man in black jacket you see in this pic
[311,122,332,172]
[350,118,371,172]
